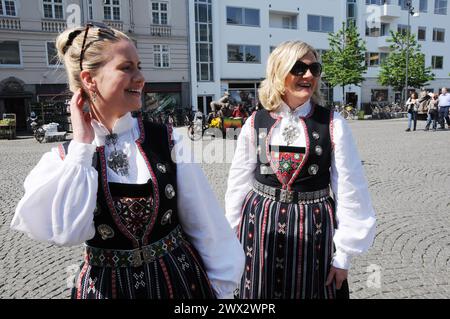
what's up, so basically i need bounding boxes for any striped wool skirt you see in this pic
[238,190,338,299]
[71,236,216,299]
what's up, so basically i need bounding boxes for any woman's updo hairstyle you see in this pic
[56,24,131,93]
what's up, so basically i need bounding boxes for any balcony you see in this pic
[41,20,66,32]
[377,35,391,49]
[150,25,171,37]
[104,20,124,31]
[379,4,401,20]
[0,17,21,30]
[269,11,298,30]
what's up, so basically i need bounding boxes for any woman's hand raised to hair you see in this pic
[70,89,95,144]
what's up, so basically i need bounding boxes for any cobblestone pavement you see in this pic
[0,118,449,299]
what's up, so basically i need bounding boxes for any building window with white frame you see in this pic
[151,2,168,25]
[365,0,391,4]
[434,0,447,14]
[154,44,169,68]
[431,55,443,68]
[419,0,428,12]
[432,28,445,42]
[226,7,260,27]
[46,42,58,66]
[104,0,121,21]
[0,0,17,16]
[0,40,21,65]
[88,0,93,20]
[397,24,410,35]
[307,15,334,33]
[195,0,213,81]
[366,52,388,66]
[418,26,426,40]
[227,45,260,63]
[43,0,63,19]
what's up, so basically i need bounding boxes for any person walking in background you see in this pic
[438,87,450,129]
[405,91,419,132]
[11,23,244,299]
[225,40,376,299]
[425,93,439,131]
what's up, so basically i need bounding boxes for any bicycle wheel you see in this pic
[34,127,45,143]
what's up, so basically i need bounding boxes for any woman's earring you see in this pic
[91,91,97,103]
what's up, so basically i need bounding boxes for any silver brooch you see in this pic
[260,164,274,175]
[105,133,129,177]
[97,224,114,240]
[157,163,167,173]
[161,209,173,225]
[258,131,267,139]
[282,124,300,146]
[312,131,320,140]
[308,164,319,175]
[315,145,323,156]
[165,184,176,199]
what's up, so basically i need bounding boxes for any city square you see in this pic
[0,117,449,299]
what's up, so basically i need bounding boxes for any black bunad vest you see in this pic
[253,104,334,192]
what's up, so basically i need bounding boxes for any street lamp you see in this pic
[404,0,419,102]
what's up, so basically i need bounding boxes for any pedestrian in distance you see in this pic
[225,40,376,299]
[405,91,419,132]
[11,22,244,299]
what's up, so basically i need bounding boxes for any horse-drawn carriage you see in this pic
[187,113,245,141]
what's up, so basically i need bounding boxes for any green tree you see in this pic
[378,30,434,101]
[322,22,367,105]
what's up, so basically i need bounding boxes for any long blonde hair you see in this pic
[258,41,323,111]
[56,25,131,93]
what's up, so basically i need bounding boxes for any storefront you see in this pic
[142,82,183,113]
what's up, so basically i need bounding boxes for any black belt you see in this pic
[252,180,330,204]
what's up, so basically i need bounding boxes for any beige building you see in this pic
[0,0,190,130]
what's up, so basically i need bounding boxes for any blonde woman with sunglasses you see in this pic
[11,23,244,299]
[225,41,376,299]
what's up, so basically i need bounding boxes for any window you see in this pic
[431,55,443,68]
[0,0,16,16]
[88,0,93,20]
[366,22,389,36]
[195,0,213,82]
[435,0,447,14]
[43,0,63,19]
[282,16,297,29]
[398,24,410,35]
[227,45,260,63]
[151,2,168,25]
[104,0,120,21]
[366,52,388,66]
[366,0,391,4]
[307,15,334,32]
[418,26,426,40]
[46,42,58,66]
[226,7,259,26]
[0,41,21,65]
[154,44,169,68]
[420,0,428,12]
[433,28,445,41]
[398,0,409,10]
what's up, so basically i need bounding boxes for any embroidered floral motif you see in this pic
[270,151,305,185]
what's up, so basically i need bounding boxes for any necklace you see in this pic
[105,133,129,176]
[281,110,301,146]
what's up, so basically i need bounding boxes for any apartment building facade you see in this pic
[0,0,190,130]
[189,0,450,113]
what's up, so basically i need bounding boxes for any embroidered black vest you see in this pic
[254,105,333,192]
[62,119,178,250]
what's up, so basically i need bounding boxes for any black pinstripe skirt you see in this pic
[238,190,337,299]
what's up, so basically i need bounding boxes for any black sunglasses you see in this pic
[78,22,114,70]
[289,61,322,78]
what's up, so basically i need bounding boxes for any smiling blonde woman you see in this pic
[11,23,244,299]
[225,40,376,299]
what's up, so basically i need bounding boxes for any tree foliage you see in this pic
[378,30,434,94]
[322,22,367,103]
